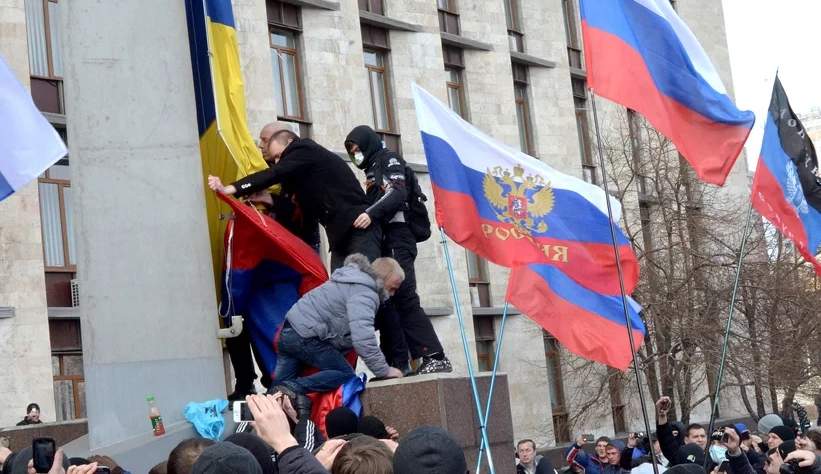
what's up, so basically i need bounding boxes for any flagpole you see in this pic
[439,228,496,474]
[589,90,660,474]
[703,201,754,468]
[476,300,510,473]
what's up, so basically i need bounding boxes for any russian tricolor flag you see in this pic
[751,77,821,276]
[580,0,755,186]
[0,53,67,201]
[412,84,644,370]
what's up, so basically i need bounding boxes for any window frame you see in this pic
[608,367,628,434]
[445,67,466,118]
[437,0,460,35]
[474,317,496,372]
[28,0,63,81]
[269,27,305,121]
[38,159,75,273]
[364,49,395,134]
[465,250,490,307]
[53,352,84,420]
[544,332,571,443]
[358,0,384,15]
[514,81,534,156]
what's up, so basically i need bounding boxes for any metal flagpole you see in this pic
[439,228,496,474]
[703,201,754,468]
[476,301,510,473]
[589,90,660,474]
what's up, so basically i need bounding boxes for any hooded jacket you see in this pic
[566,444,606,474]
[285,254,390,378]
[230,138,370,250]
[345,126,409,225]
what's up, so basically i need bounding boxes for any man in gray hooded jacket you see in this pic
[271,254,405,395]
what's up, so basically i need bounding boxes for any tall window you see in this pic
[25,0,64,114]
[437,0,460,35]
[545,333,570,443]
[608,368,627,434]
[474,318,496,372]
[362,25,400,152]
[444,47,466,118]
[640,202,653,251]
[503,0,524,52]
[50,319,85,421]
[39,155,75,272]
[562,0,583,69]
[513,64,533,155]
[358,0,384,14]
[267,1,305,126]
[628,109,649,195]
[466,251,490,307]
[573,78,596,184]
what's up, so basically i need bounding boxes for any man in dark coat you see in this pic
[208,130,380,270]
[16,404,42,426]
[343,125,451,375]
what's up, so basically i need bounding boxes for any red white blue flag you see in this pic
[580,0,755,186]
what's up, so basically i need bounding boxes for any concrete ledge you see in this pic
[280,0,339,10]
[569,67,587,79]
[43,112,67,125]
[0,307,13,319]
[424,305,453,317]
[48,307,80,319]
[510,51,557,68]
[440,32,493,51]
[0,420,89,452]
[471,306,521,317]
[359,11,422,32]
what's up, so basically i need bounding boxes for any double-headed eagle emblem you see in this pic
[482,164,555,234]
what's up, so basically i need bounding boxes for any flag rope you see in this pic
[439,227,496,474]
[589,90,660,474]
[475,300,510,473]
[703,200,753,469]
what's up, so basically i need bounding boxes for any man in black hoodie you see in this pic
[344,125,451,375]
[208,130,381,270]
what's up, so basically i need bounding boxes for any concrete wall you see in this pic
[62,0,225,449]
[0,0,57,428]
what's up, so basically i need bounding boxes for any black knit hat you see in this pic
[393,426,467,474]
[26,403,40,414]
[769,425,796,442]
[224,433,275,474]
[358,416,391,440]
[777,440,797,460]
[679,443,706,466]
[325,407,359,439]
[191,443,263,474]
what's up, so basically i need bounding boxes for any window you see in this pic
[608,367,627,434]
[640,202,653,251]
[358,0,384,14]
[513,64,533,155]
[445,68,465,118]
[562,0,583,69]
[438,0,460,35]
[39,155,75,272]
[362,26,400,152]
[267,0,300,29]
[269,30,303,120]
[503,0,524,52]
[544,333,570,443]
[25,0,65,114]
[573,78,596,184]
[466,250,490,307]
[474,317,495,372]
[50,319,85,421]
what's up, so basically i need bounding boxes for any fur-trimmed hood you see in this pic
[333,253,389,301]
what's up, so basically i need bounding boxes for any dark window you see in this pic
[608,368,627,434]
[361,24,390,49]
[359,0,384,15]
[39,153,75,272]
[573,78,596,184]
[466,250,490,307]
[269,28,304,120]
[503,0,524,51]
[267,0,301,29]
[513,67,533,155]
[561,0,582,68]
[544,333,570,443]
[442,46,465,68]
[438,0,460,35]
[474,317,495,372]
[50,318,85,421]
[640,202,653,251]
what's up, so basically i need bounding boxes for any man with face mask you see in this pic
[343,125,451,375]
[208,130,381,270]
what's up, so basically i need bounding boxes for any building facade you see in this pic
[0,0,753,449]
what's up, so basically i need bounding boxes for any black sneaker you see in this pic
[415,356,453,375]
[228,386,257,402]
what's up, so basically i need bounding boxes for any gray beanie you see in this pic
[191,443,263,474]
[758,414,784,435]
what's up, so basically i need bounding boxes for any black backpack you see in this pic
[403,165,432,242]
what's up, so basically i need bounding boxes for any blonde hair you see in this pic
[371,258,404,282]
[331,436,394,474]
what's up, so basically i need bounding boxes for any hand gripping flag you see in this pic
[580,0,755,186]
[412,84,644,369]
[0,53,67,201]
[751,77,821,276]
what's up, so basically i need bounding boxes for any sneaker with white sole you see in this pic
[415,356,453,375]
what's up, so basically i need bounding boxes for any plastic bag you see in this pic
[184,399,229,441]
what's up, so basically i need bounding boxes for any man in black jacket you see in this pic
[344,125,451,375]
[208,130,381,269]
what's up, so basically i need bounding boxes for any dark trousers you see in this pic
[331,225,382,270]
[225,327,272,390]
[380,224,443,360]
[272,328,356,394]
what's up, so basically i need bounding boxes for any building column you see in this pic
[0,0,58,428]
[62,0,224,449]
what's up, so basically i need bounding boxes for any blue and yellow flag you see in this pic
[185,0,270,294]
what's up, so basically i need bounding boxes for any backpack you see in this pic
[404,165,432,242]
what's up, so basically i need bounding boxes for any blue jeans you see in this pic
[272,327,355,394]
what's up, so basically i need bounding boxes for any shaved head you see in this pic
[259,122,292,161]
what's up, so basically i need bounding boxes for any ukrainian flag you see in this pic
[185,0,270,295]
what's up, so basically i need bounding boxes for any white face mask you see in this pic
[710,445,727,464]
[353,152,365,166]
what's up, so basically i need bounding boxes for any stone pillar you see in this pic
[62,0,225,449]
[0,0,58,428]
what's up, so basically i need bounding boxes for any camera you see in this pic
[780,460,801,474]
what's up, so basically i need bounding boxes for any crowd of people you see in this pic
[211,123,453,402]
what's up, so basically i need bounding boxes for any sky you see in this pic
[722,0,821,170]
